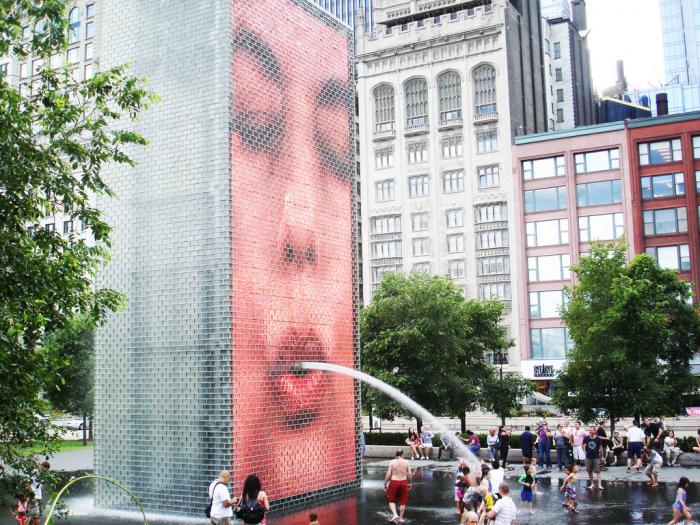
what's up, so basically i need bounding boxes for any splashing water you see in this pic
[300,361,482,473]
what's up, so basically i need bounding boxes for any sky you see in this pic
[586,0,664,93]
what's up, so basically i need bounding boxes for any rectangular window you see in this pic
[86,21,94,39]
[531,327,571,359]
[412,212,429,232]
[50,53,62,68]
[417,19,425,28]
[446,208,464,228]
[443,170,464,193]
[22,25,30,39]
[449,11,458,20]
[413,262,430,274]
[375,180,395,202]
[555,68,563,81]
[0,62,7,76]
[478,283,512,301]
[447,234,464,253]
[529,290,566,319]
[556,88,564,102]
[646,244,690,271]
[86,3,95,17]
[476,229,509,249]
[524,186,567,213]
[643,207,688,235]
[44,223,55,232]
[84,64,94,79]
[433,15,441,25]
[553,42,561,59]
[528,254,571,282]
[638,139,682,165]
[477,256,510,276]
[442,135,463,158]
[526,219,569,247]
[556,109,564,123]
[575,148,620,173]
[84,42,94,60]
[694,136,700,159]
[478,165,499,189]
[578,213,625,242]
[412,238,429,257]
[372,264,402,283]
[448,259,465,279]
[476,130,497,153]
[641,173,685,199]
[408,175,429,198]
[20,62,30,78]
[408,142,428,164]
[522,156,565,180]
[67,47,80,63]
[370,215,401,234]
[63,220,74,234]
[32,59,43,76]
[371,240,402,259]
[576,179,622,206]
[475,203,508,223]
[375,147,394,169]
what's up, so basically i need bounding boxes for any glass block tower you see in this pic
[310,0,375,32]
[95,0,360,518]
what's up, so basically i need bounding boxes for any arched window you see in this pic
[405,78,428,128]
[373,84,395,132]
[473,64,497,115]
[68,7,81,44]
[438,71,462,123]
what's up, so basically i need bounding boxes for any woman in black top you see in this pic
[498,425,511,467]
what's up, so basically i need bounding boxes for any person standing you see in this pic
[583,426,608,490]
[486,483,518,525]
[627,420,645,473]
[384,450,412,523]
[519,426,535,466]
[553,424,569,471]
[490,460,505,497]
[518,465,537,514]
[420,428,434,460]
[596,420,609,469]
[644,446,664,488]
[572,421,586,466]
[487,428,500,462]
[536,422,552,469]
[237,474,270,525]
[668,476,692,525]
[208,471,235,525]
[498,426,512,468]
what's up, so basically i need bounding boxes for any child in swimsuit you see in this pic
[561,465,579,514]
[668,476,691,525]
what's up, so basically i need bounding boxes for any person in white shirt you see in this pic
[626,421,646,473]
[489,460,505,496]
[486,483,517,525]
[644,446,664,487]
[487,428,500,462]
[208,470,235,525]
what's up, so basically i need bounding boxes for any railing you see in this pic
[373,128,396,140]
[474,111,498,123]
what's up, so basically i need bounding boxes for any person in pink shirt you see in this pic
[572,421,587,466]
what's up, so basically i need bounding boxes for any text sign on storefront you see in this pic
[686,407,700,416]
[533,364,556,378]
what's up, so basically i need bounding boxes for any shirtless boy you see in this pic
[384,450,413,523]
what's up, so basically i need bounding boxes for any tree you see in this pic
[553,242,700,432]
[481,362,534,426]
[0,0,153,490]
[360,273,510,431]
[43,316,95,446]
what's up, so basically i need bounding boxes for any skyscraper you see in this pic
[310,0,375,31]
[661,0,700,85]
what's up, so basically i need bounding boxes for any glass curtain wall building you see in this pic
[660,0,700,84]
[310,0,374,32]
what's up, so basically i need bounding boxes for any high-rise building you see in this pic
[310,0,375,31]
[357,0,549,371]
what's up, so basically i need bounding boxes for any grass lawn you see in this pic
[22,439,94,455]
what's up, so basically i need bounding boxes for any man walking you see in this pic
[486,483,517,525]
[208,471,235,525]
[384,449,412,523]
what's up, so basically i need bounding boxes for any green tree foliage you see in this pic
[554,242,700,431]
[0,0,154,489]
[360,273,518,428]
[43,316,95,445]
[480,367,534,426]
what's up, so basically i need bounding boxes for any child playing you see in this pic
[518,465,536,514]
[12,494,29,525]
[560,465,579,514]
[309,512,320,525]
[668,476,691,525]
[455,464,470,515]
[476,485,494,524]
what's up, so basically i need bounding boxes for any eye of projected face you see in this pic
[315,79,352,179]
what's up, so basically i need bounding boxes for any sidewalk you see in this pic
[46,447,94,471]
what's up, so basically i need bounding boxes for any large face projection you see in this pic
[231,0,357,501]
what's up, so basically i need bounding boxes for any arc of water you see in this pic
[300,361,482,473]
[43,474,148,525]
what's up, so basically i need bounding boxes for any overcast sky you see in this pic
[586,0,664,93]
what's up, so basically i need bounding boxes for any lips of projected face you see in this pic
[269,328,329,429]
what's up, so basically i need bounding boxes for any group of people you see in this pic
[11,460,49,525]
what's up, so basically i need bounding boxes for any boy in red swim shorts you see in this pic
[384,450,412,523]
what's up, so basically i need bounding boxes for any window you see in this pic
[447,234,464,253]
[475,203,507,223]
[556,109,564,123]
[84,64,94,79]
[437,71,462,123]
[556,88,564,102]
[63,220,74,234]
[68,7,81,44]
[85,42,94,60]
[400,23,408,32]
[479,283,511,301]
[448,259,465,278]
[443,170,464,193]
[86,21,94,39]
[555,68,563,81]
[22,25,30,39]
[405,78,428,128]
[371,240,402,259]
[413,262,430,274]
[483,2,493,13]
[44,223,55,232]
[579,213,624,241]
[412,238,429,256]
[408,142,428,164]
[67,47,79,63]
[86,3,95,17]
[385,26,392,35]
[412,212,429,232]
[433,15,441,25]
[32,59,43,76]
[375,180,395,202]
[522,156,565,180]
[20,62,30,78]
[449,11,458,21]
[408,175,429,198]
[477,256,510,276]
[646,244,690,271]
[0,63,7,76]
[476,229,509,249]
[643,207,688,235]
[446,209,464,228]
[417,19,425,28]
[529,290,566,319]
[442,135,463,158]
[375,147,394,169]
[372,264,402,283]
[576,179,622,206]
[553,42,561,59]
[473,64,497,115]
[373,84,395,132]
[524,186,567,213]
[478,165,499,189]
[531,328,571,359]
[370,215,401,234]
[526,219,569,247]
[575,148,620,173]
[694,136,700,159]
[528,254,571,282]
[641,173,685,199]
[50,53,62,68]
[638,139,682,165]
[476,129,497,153]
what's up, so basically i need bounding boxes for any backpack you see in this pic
[235,494,266,524]
[205,482,222,518]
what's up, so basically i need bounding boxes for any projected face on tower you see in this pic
[231,0,356,500]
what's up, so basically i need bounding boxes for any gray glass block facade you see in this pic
[95,0,360,518]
